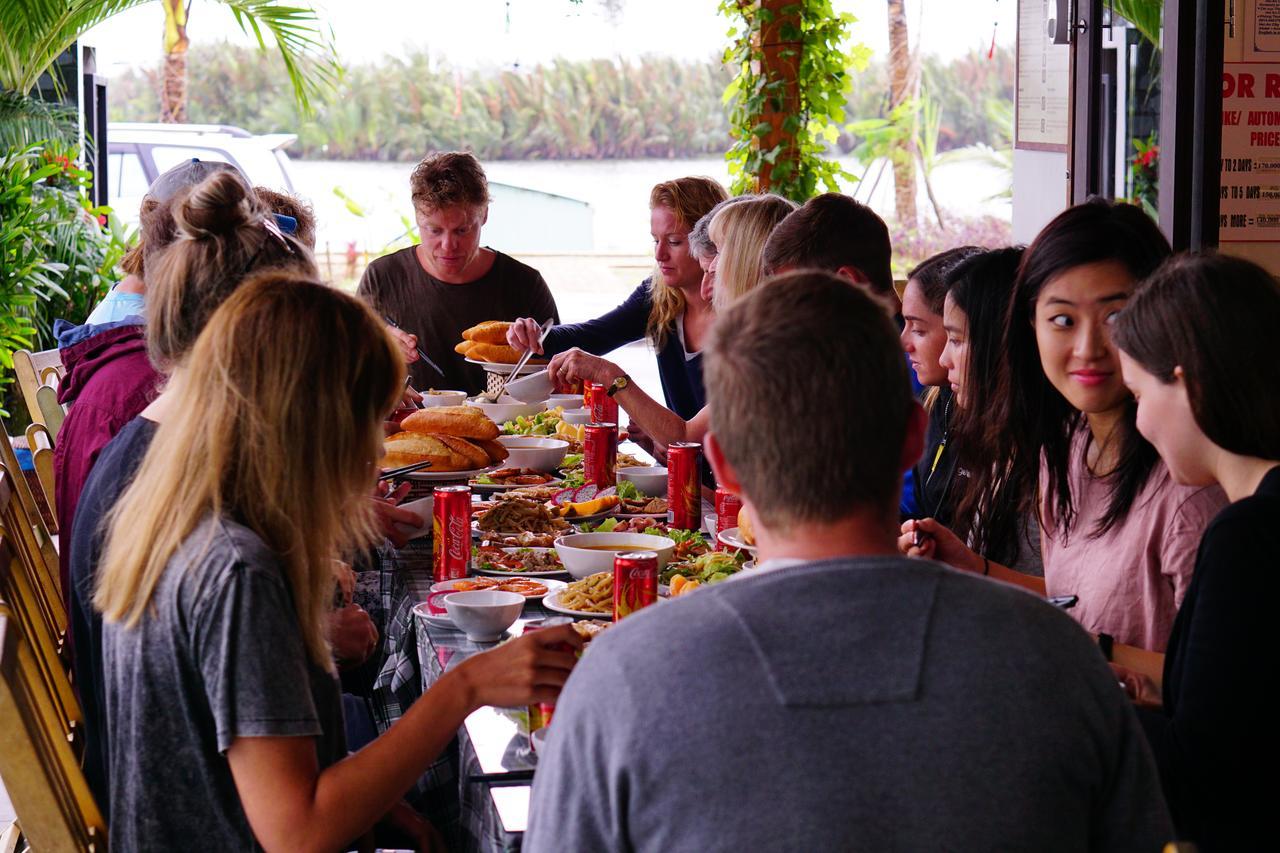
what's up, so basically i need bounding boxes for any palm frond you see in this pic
[221,0,342,115]
[0,0,154,93]
[0,90,77,149]
[1110,0,1162,48]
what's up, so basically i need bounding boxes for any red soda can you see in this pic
[431,485,472,582]
[522,616,574,736]
[667,442,703,530]
[613,551,658,620]
[582,422,618,487]
[585,382,619,426]
[715,487,743,550]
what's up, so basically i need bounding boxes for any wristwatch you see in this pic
[606,374,630,397]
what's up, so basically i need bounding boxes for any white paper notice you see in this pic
[1220,66,1280,242]
[1016,0,1070,150]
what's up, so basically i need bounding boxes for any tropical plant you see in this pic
[885,0,917,223]
[0,90,77,151]
[0,0,339,115]
[1111,0,1162,48]
[0,142,127,414]
[1130,131,1158,218]
[718,0,870,201]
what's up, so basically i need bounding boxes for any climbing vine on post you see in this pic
[718,0,870,201]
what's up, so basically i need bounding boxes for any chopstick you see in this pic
[383,315,445,379]
[378,460,434,481]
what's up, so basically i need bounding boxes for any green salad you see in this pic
[501,408,564,436]
[660,550,746,585]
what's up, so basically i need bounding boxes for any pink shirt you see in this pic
[1041,429,1226,651]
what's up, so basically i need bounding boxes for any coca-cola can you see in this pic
[431,485,472,582]
[585,382,619,426]
[613,551,658,620]
[522,616,574,735]
[715,487,743,550]
[667,442,703,530]
[582,422,618,487]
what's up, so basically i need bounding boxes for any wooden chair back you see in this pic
[0,470,77,741]
[11,349,65,427]
[0,606,105,852]
[0,425,62,628]
[36,384,66,442]
[24,423,56,529]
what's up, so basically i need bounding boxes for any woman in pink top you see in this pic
[903,200,1225,651]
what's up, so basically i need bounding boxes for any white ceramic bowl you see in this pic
[554,532,676,580]
[392,496,434,540]
[468,396,546,423]
[546,393,586,409]
[503,369,555,403]
[497,436,569,471]
[617,466,668,497]
[443,590,525,642]
[560,407,592,425]
[418,389,467,407]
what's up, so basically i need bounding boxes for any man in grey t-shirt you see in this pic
[525,272,1172,852]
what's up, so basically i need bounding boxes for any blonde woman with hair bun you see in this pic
[95,275,583,850]
[506,176,729,425]
[545,194,797,452]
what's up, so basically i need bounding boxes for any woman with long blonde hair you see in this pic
[546,194,796,450]
[97,275,581,850]
[506,176,728,421]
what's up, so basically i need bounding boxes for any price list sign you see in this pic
[1220,66,1280,241]
[1016,0,1070,151]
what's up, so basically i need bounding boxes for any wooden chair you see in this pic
[11,349,64,429]
[0,426,62,624]
[35,384,66,443]
[0,470,77,743]
[24,423,56,529]
[0,606,105,852]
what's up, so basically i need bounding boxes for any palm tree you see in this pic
[886,0,917,225]
[0,0,340,118]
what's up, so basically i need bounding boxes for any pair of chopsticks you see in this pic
[378,460,434,481]
[384,315,445,379]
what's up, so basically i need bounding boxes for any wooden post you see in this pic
[753,0,802,193]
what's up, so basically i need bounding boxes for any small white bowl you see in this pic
[503,369,555,403]
[618,466,667,497]
[468,396,546,423]
[419,389,467,407]
[554,532,676,579]
[392,496,434,540]
[546,393,586,409]
[497,436,569,471]
[444,590,525,642]
[559,407,592,425]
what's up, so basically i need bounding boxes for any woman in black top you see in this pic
[1111,253,1280,851]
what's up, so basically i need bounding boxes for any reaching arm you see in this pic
[898,517,1047,595]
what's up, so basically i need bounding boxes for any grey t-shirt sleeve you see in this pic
[525,638,635,852]
[190,555,324,754]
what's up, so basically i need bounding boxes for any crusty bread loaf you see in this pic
[383,431,472,471]
[434,434,491,469]
[461,320,513,345]
[737,505,755,545]
[474,438,510,464]
[454,340,476,356]
[400,405,500,440]
[464,342,527,364]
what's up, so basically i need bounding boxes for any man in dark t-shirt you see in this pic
[357,152,558,394]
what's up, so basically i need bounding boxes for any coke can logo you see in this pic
[447,515,468,559]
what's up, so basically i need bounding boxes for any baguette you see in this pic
[400,405,500,440]
[383,431,472,471]
[737,505,755,545]
[474,438,510,464]
[434,434,491,469]
[464,342,528,365]
[454,340,477,356]
[461,320,513,345]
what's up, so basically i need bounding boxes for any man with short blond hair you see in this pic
[357,151,558,393]
[525,270,1172,852]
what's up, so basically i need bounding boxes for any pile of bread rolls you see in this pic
[384,406,509,472]
[453,321,546,365]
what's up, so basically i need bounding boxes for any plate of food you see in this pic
[401,466,497,482]
[430,575,566,601]
[717,527,757,554]
[470,468,562,493]
[473,546,569,577]
[473,497,572,538]
[661,550,749,597]
[478,531,564,549]
[543,571,615,619]
[464,357,546,376]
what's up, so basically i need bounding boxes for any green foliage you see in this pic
[1130,131,1158,219]
[0,91,77,151]
[0,142,128,412]
[0,0,339,114]
[718,0,868,201]
[1111,0,1162,48]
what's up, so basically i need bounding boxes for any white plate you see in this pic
[465,357,545,376]
[469,476,563,495]
[430,576,567,602]
[542,589,614,620]
[473,547,569,577]
[412,601,455,629]
[717,527,758,554]
[395,465,497,482]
